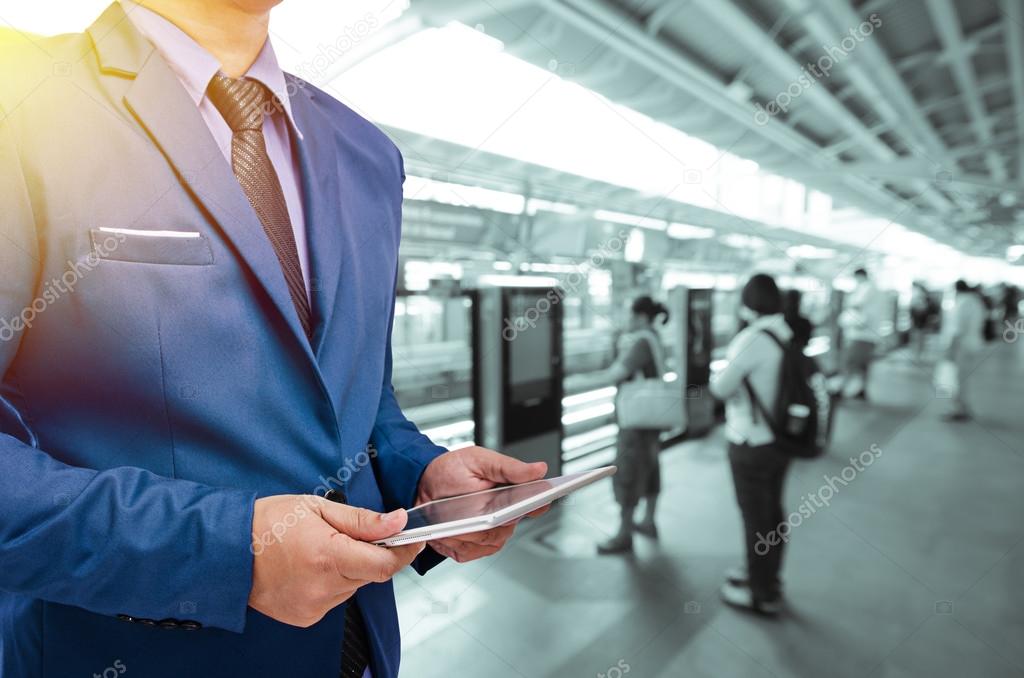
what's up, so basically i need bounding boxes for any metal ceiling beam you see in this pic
[1003,0,1024,181]
[540,0,908,215]
[894,20,1003,72]
[645,0,688,37]
[689,0,952,215]
[928,0,1008,182]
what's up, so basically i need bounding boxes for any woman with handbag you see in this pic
[564,296,671,555]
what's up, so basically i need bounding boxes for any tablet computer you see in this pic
[372,466,616,547]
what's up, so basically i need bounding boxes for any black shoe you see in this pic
[597,533,633,555]
[724,565,783,592]
[942,411,972,422]
[634,521,658,539]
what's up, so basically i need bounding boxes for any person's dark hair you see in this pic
[631,296,670,324]
[782,289,803,319]
[853,267,869,279]
[741,273,782,316]
[955,279,970,293]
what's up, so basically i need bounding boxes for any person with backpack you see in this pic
[710,274,829,615]
[564,296,671,555]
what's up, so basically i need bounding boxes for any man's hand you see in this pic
[416,447,549,563]
[248,495,424,628]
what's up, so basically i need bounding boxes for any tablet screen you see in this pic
[403,472,584,532]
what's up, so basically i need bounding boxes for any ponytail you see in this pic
[632,296,670,325]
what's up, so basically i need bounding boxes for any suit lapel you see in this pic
[287,79,347,357]
[88,2,315,357]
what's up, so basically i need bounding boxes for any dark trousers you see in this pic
[728,441,791,601]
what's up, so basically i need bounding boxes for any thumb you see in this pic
[476,450,548,484]
[319,502,408,542]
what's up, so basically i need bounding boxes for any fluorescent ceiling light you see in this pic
[786,245,836,259]
[594,209,667,231]
[476,275,559,288]
[667,222,714,239]
[527,198,579,216]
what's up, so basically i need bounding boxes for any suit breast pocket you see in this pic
[89,228,214,266]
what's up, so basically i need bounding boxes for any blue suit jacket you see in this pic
[0,4,446,676]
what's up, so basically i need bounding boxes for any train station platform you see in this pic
[395,340,1024,678]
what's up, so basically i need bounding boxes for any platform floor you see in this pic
[394,341,1024,678]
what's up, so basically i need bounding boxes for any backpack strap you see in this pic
[740,329,785,435]
[743,377,778,433]
[632,329,667,378]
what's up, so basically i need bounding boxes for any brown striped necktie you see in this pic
[206,75,313,341]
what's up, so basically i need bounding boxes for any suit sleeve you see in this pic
[0,107,257,633]
[368,273,448,512]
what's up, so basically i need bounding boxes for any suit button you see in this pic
[158,618,179,629]
[138,618,157,626]
[116,614,135,623]
[179,620,202,631]
[325,489,347,504]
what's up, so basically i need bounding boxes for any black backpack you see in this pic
[743,330,830,459]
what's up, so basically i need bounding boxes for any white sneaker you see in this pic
[719,581,783,616]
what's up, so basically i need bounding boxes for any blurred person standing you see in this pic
[943,281,986,422]
[782,289,813,351]
[565,296,670,554]
[710,274,793,615]
[909,281,935,360]
[837,268,885,400]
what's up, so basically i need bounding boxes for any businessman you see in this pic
[0,1,546,676]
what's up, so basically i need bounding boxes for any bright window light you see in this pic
[404,175,525,214]
[0,1,108,36]
[330,22,737,215]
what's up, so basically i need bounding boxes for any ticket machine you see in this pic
[470,286,564,474]
[668,286,715,437]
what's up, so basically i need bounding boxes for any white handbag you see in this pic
[616,330,685,431]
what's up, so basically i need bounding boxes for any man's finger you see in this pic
[442,524,514,548]
[431,540,501,563]
[327,534,424,583]
[318,500,407,542]
[473,449,548,485]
